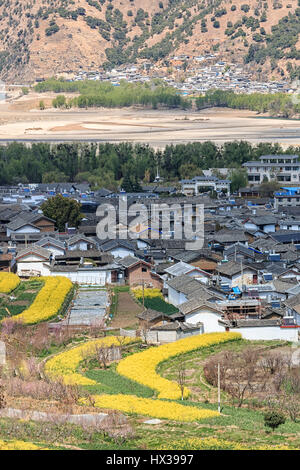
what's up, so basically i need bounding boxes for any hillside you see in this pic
[0,0,299,82]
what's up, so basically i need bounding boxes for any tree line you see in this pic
[195,90,300,118]
[0,140,299,190]
[35,79,191,110]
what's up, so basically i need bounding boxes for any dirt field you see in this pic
[110,291,143,329]
[0,93,299,148]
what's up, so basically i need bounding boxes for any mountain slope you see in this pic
[0,0,299,82]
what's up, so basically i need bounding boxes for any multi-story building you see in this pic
[180,176,230,196]
[243,155,300,185]
[274,187,300,209]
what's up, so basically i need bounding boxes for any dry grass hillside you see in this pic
[0,0,299,82]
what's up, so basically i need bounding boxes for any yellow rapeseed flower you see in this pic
[0,272,20,293]
[10,276,73,325]
[45,336,139,385]
[91,394,219,422]
[117,332,241,399]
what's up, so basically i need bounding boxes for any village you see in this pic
[0,154,299,345]
[42,55,292,96]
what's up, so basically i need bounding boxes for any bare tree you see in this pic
[260,353,285,376]
[95,344,111,369]
[177,363,186,400]
[140,326,150,345]
[0,384,6,409]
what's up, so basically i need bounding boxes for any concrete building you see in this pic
[274,187,300,209]
[180,176,230,196]
[244,155,300,185]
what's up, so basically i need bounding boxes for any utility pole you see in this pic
[218,362,221,413]
[142,279,145,308]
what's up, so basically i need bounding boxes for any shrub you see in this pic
[264,411,286,431]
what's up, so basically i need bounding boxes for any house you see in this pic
[210,230,250,250]
[163,261,211,284]
[218,318,299,342]
[147,321,203,344]
[243,215,277,234]
[6,213,55,236]
[118,256,163,288]
[15,246,52,277]
[215,260,258,289]
[67,235,97,251]
[35,236,66,257]
[54,250,113,267]
[179,299,224,333]
[49,263,123,285]
[170,249,222,273]
[223,243,265,264]
[284,293,300,326]
[136,309,172,330]
[166,275,204,306]
[0,251,13,272]
[243,154,300,185]
[99,239,136,259]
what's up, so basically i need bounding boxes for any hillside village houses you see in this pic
[0,171,300,343]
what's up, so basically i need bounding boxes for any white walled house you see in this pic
[49,265,118,285]
[164,261,211,285]
[67,235,97,251]
[99,239,136,259]
[180,300,224,333]
[147,322,203,344]
[219,319,299,342]
[216,261,258,289]
[16,247,51,277]
[107,246,135,259]
[7,223,41,237]
[243,216,277,234]
[168,285,189,306]
[243,154,300,185]
[35,237,66,258]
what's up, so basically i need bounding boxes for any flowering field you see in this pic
[44,332,242,423]
[10,276,73,325]
[0,439,48,450]
[45,336,139,385]
[90,394,219,422]
[117,332,241,399]
[158,438,292,451]
[131,287,178,314]
[0,272,20,294]
[131,287,164,300]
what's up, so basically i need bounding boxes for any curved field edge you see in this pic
[43,333,243,422]
[116,332,242,399]
[44,336,141,385]
[89,394,219,422]
[2,276,74,325]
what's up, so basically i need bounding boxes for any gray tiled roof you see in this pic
[179,298,223,315]
[150,321,202,331]
[16,246,51,260]
[217,260,257,277]
[136,309,167,322]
